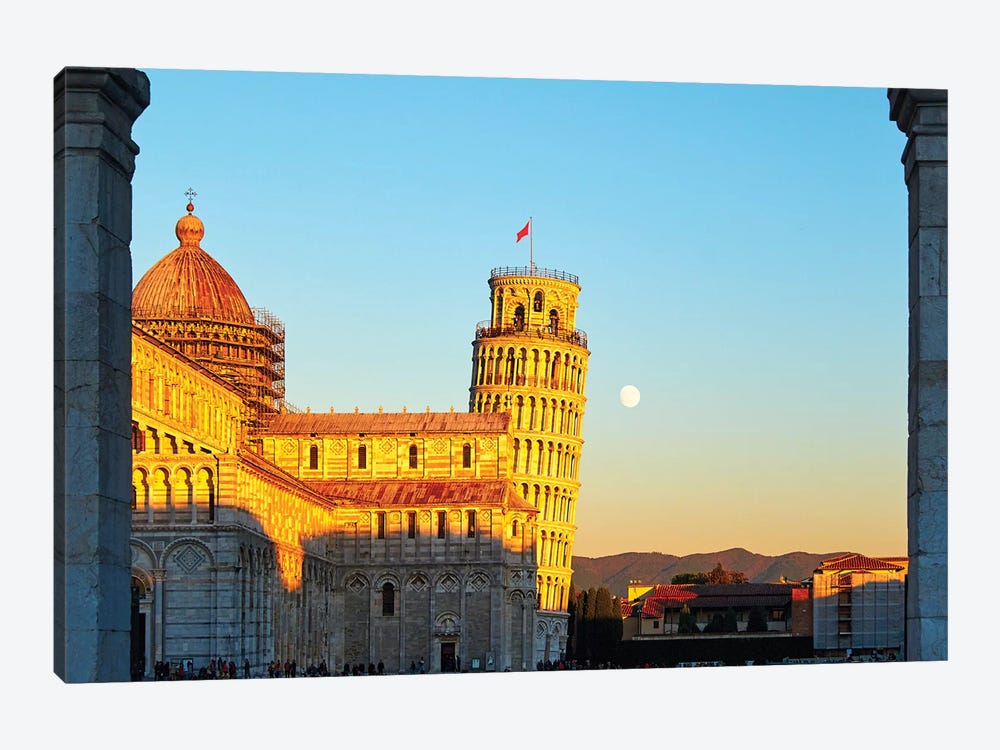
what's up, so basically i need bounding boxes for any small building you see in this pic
[622,582,810,639]
[812,553,908,660]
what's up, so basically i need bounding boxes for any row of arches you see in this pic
[538,530,571,570]
[473,345,586,395]
[495,287,566,326]
[517,482,574,524]
[512,438,579,481]
[473,393,583,440]
[132,464,216,524]
[537,574,570,612]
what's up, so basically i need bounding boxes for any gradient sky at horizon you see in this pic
[129,69,908,559]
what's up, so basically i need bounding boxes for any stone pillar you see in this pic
[888,88,948,661]
[54,67,149,682]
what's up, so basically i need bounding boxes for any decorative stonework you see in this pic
[436,573,459,592]
[380,438,394,454]
[346,573,368,593]
[481,437,495,452]
[466,572,490,591]
[174,544,206,574]
[406,572,428,591]
[432,438,447,453]
[282,439,296,455]
[331,439,345,455]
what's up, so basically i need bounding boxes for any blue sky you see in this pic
[129,70,908,558]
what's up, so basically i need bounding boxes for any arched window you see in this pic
[467,510,477,537]
[512,518,519,537]
[309,444,318,470]
[409,444,418,469]
[549,309,559,335]
[358,445,367,469]
[131,422,144,453]
[514,304,525,331]
[382,582,395,616]
[462,442,472,469]
[533,291,543,312]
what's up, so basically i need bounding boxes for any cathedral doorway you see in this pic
[440,641,457,673]
[129,577,147,681]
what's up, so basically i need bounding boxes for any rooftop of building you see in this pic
[815,553,909,573]
[132,201,257,327]
[305,478,535,512]
[267,410,511,435]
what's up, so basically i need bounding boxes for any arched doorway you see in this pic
[130,576,148,681]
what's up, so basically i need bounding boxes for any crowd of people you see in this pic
[149,656,637,680]
[152,657,251,681]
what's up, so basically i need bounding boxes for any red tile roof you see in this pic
[304,478,536,512]
[132,212,256,327]
[816,553,907,572]
[268,411,510,435]
[626,582,804,617]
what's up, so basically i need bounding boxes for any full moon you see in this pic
[619,385,641,408]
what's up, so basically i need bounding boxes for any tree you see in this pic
[723,607,738,633]
[570,586,622,665]
[678,604,699,634]
[566,583,580,658]
[671,572,708,585]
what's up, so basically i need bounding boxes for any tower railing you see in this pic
[474,321,588,349]
[490,266,579,285]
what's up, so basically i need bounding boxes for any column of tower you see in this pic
[469,266,589,659]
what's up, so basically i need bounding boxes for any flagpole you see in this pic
[529,215,533,270]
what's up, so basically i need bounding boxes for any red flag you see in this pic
[516,219,530,243]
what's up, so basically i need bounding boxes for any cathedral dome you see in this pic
[132,201,256,326]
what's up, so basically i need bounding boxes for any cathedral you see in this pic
[127,200,590,677]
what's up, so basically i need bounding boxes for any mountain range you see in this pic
[570,548,851,599]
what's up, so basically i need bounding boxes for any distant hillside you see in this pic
[571,548,850,598]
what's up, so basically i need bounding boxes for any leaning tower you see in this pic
[469,265,589,664]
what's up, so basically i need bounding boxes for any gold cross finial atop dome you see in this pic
[184,187,197,213]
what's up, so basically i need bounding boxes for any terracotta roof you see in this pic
[267,411,510,435]
[627,582,801,617]
[303,479,535,512]
[816,553,907,572]
[132,209,256,326]
[649,584,699,600]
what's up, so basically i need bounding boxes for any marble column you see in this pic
[888,88,948,662]
[54,67,150,682]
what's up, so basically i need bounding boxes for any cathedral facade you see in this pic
[128,202,588,677]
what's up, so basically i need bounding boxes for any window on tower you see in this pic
[382,582,395,616]
[533,291,543,312]
[358,445,367,469]
[462,442,472,468]
[409,444,418,469]
[309,444,318,470]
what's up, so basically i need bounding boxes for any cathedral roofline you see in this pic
[306,478,535,512]
[267,411,511,435]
